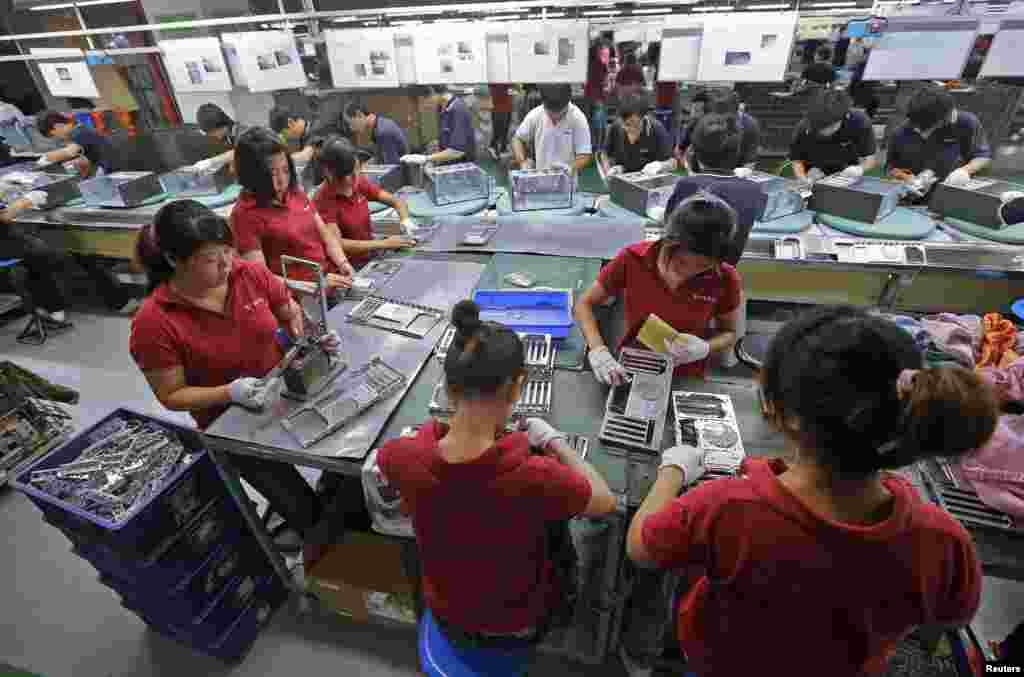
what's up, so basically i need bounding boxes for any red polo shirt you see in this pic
[231,187,337,280]
[377,419,591,634]
[128,259,288,429]
[312,175,384,269]
[597,240,742,377]
[642,458,982,677]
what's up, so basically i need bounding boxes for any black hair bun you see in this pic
[451,300,483,336]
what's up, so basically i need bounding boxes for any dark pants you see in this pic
[0,225,68,314]
[491,111,512,153]
[622,566,679,662]
[230,454,320,534]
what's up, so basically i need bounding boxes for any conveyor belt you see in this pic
[941,217,1024,246]
[753,210,815,235]
[816,207,937,241]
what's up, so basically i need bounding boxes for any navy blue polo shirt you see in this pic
[373,115,409,165]
[663,173,769,266]
[789,110,876,175]
[439,96,476,161]
[887,111,992,182]
[70,125,113,173]
[677,112,761,167]
[606,116,673,173]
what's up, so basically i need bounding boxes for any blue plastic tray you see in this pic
[472,289,574,338]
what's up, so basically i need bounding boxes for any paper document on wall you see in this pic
[159,37,232,93]
[485,29,511,83]
[220,31,307,92]
[508,21,589,84]
[696,12,797,83]
[980,20,1024,79]
[412,25,486,84]
[394,33,417,84]
[32,49,99,99]
[325,28,400,89]
[659,17,703,82]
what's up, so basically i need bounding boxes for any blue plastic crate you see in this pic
[14,409,220,559]
[73,497,246,589]
[471,289,574,338]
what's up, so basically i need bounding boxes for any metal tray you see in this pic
[428,373,553,419]
[78,171,164,208]
[598,348,672,454]
[347,295,446,339]
[672,391,746,477]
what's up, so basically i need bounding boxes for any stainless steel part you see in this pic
[598,348,672,453]
[429,373,553,419]
[281,255,329,340]
[423,162,490,206]
[348,295,446,339]
[921,460,1020,532]
[434,324,456,362]
[508,167,575,212]
[77,171,164,208]
[607,172,681,218]
[672,391,746,477]
[809,174,904,224]
[520,333,556,373]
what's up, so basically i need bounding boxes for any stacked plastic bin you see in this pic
[13,409,288,663]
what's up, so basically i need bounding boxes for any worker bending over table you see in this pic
[269,104,346,165]
[674,91,761,173]
[130,200,336,551]
[887,84,992,189]
[0,190,71,328]
[36,111,113,176]
[602,95,673,177]
[342,102,409,166]
[378,300,615,677]
[190,103,251,174]
[789,89,877,182]
[230,127,353,288]
[313,137,415,270]
[512,84,593,175]
[627,306,996,676]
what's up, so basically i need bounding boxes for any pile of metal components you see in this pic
[672,391,746,483]
[920,458,1019,532]
[607,172,681,218]
[598,348,673,454]
[509,167,575,211]
[423,162,490,206]
[348,295,446,338]
[0,397,74,485]
[27,417,189,523]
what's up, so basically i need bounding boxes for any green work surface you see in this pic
[477,156,610,196]
[941,217,1024,245]
[64,192,170,208]
[192,183,242,209]
[473,253,602,370]
[753,210,815,234]
[817,207,937,240]
[368,201,391,214]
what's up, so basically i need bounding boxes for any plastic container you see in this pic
[471,289,574,338]
[14,409,217,560]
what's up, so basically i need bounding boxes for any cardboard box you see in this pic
[305,532,417,626]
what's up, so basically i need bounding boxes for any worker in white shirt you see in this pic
[512,84,592,176]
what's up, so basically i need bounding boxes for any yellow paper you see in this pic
[638,314,680,354]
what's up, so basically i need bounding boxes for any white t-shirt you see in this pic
[514,103,592,170]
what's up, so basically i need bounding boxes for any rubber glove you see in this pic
[665,334,711,365]
[400,154,428,164]
[23,190,48,209]
[805,167,825,184]
[734,167,753,179]
[589,346,628,386]
[35,155,50,167]
[550,161,571,175]
[400,216,417,235]
[229,377,274,410]
[945,167,972,187]
[1001,190,1024,203]
[191,157,219,174]
[646,205,666,222]
[607,165,625,177]
[840,165,865,180]
[521,417,568,451]
[642,161,664,176]
[660,445,705,485]
[319,330,342,355]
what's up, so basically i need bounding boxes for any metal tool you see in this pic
[599,348,672,454]
[434,324,456,362]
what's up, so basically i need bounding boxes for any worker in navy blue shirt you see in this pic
[0,191,71,327]
[342,102,409,166]
[269,105,346,165]
[663,113,768,266]
[674,91,760,172]
[426,85,476,163]
[789,89,877,182]
[36,111,113,176]
[887,85,992,189]
[603,95,673,176]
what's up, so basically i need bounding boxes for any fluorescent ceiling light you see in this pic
[534,11,566,16]
[432,17,469,22]
[631,7,674,12]
[692,5,734,10]
[30,0,133,9]
[807,1,858,5]
[746,3,790,7]
[584,9,621,15]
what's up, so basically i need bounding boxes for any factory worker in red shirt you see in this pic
[377,300,616,676]
[313,136,416,270]
[628,306,994,677]
[230,127,353,287]
[130,200,342,549]
[575,192,742,385]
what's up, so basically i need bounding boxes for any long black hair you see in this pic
[235,126,298,207]
[444,300,525,401]
[761,306,998,476]
[135,200,233,293]
[318,135,358,181]
[662,190,738,261]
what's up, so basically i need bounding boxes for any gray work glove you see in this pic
[229,377,275,410]
[660,445,706,485]
[589,346,628,386]
[521,417,568,451]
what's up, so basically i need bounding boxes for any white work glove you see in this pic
[191,158,218,174]
[588,346,628,386]
[35,155,50,167]
[550,161,571,175]
[229,377,275,410]
[660,445,705,485]
[945,167,972,187]
[840,165,865,180]
[1002,190,1024,203]
[805,167,825,184]
[646,205,666,222]
[734,167,753,179]
[642,161,665,176]
[607,165,625,177]
[400,154,428,164]
[319,330,342,356]
[520,417,568,451]
[399,217,418,235]
[665,334,711,365]
[522,159,536,171]
[23,190,48,209]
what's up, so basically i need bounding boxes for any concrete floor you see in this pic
[1,307,1023,676]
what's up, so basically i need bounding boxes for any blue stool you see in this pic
[418,609,533,677]
[0,257,58,346]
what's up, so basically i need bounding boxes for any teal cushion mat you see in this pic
[192,183,242,209]
[941,217,1024,245]
[64,192,170,208]
[404,190,490,218]
[368,201,391,214]
[754,210,815,234]
[817,207,936,241]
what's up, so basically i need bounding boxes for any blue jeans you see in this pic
[418,609,533,677]
[591,103,609,152]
